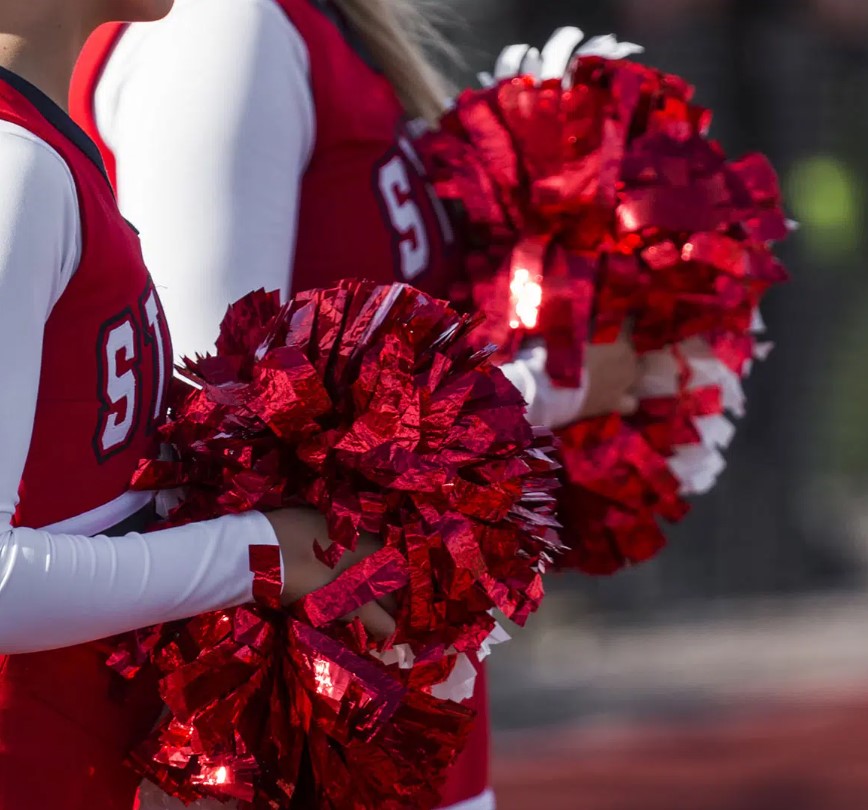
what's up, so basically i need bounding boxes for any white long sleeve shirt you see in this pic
[94,0,587,431]
[0,119,279,655]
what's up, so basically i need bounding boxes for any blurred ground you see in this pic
[492,695,868,810]
[488,592,868,809]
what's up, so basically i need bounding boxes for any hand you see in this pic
[265,508,396,639]
[578,334,640,420]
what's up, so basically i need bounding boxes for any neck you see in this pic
[0,10,88,111]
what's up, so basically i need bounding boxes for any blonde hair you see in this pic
[331,0,454,123]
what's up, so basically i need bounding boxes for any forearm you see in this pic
[0,512,278,654]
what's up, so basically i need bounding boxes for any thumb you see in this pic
[346,602,397,641]
[617,394,639,415]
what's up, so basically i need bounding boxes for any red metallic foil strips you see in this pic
[123,586,473,809]
[417,56,788,574]
[116,281,562,807]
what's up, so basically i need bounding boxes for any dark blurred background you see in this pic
[437,1,868,806]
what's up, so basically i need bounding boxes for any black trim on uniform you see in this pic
[308,0,381,72]
[0,65,111,185]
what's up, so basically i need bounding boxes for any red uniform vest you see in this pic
[71,3,489,806]
[0,69,171,809]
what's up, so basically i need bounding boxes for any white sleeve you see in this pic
[0,129,280,655]
[500,347,588,430]
[96,0,315,360]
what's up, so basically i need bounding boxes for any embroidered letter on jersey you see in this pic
[95,310,140,458]
[375,150,430,281]
[95,280,170,461]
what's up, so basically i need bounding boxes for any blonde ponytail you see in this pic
[331,0,454,124]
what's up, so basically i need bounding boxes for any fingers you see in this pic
[348,602,397,641]
[617,318,635,343]
[377,593,399,615]
[574,335,643,421]
[617,394,639,415]
[334,534,382,573]
[347,540,399,620]
[539,26,585,80]
[336,535,399,638]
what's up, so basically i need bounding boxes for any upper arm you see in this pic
[101,0,315,359]
[0,125,80,522]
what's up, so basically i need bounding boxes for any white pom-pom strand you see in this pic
[631,325,773,497]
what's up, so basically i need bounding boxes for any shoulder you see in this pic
[96,0,316,165]
[0,121,81,303]
[98,0,312,134]
[0,122,78,217]
[110,0,309,72]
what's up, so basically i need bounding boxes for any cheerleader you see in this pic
[70,3,640,807]
[0,2,394,808]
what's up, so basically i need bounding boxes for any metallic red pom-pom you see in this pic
[417,55,788,574]
[117,280,561,808]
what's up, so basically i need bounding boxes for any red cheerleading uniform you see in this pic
[0,69,171,809]
[71,2,491,807]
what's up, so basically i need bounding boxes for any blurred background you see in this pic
[436,0,868,807]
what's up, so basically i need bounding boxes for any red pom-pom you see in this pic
[121,601,474,810]
[417,55,788,573]
[120,281,561,807]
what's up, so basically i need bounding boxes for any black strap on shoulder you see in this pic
[0,65,111,186]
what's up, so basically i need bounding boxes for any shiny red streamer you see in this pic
[417,56,789,573]
[115,280,562,807]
